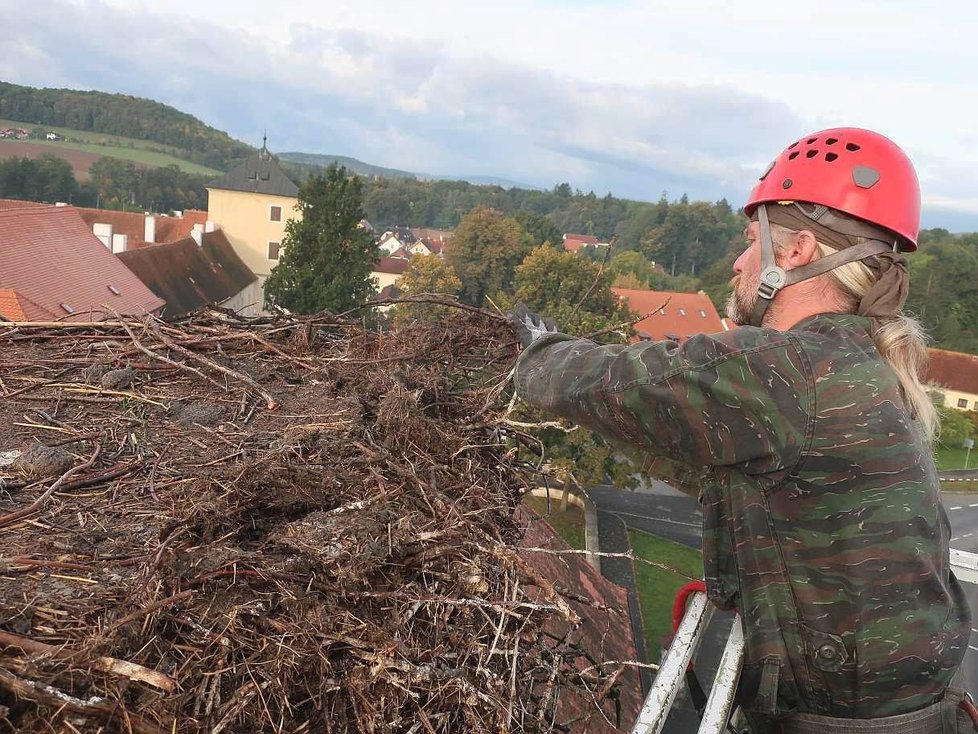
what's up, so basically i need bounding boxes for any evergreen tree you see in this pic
[264,165,379,314]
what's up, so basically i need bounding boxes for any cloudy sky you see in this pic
[2,0,977,229]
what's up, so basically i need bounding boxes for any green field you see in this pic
[0,118,222,176]
[936,444,977,471]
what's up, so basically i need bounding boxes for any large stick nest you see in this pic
[0,310,630,733]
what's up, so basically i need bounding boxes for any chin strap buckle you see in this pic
[757,266,787,300]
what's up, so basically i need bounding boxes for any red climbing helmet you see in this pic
[744,127,921,251]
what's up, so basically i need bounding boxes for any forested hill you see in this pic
[279,152,417,181]
[0,81,253,170]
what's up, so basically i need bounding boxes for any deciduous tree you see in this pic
[445,206,535,306]
[392,257,462,324]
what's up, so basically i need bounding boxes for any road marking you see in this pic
[951,506,964,510]
[969,503,978,508]
[971,628,978,635]
[970,645,978,653]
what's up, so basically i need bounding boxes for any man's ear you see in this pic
[781,229,819,269]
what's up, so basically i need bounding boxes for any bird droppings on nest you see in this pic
[0,309,640,733]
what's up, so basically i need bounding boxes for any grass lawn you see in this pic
[0,118,222,176]
[629,529,703,662]
[522,493,587,550]
[935,444,977,472]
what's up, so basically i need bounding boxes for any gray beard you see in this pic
[725,288,755,326]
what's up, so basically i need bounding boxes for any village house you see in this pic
[613,287,726,342]
[378,226,417,255]
[0,205,164,321]
[926,348,978,412]
[205,141,299,305]
[371,256,411,294]
[563,232,611,254]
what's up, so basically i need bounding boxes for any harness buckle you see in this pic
[757,266,787,300]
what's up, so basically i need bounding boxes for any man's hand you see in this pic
[507,303,559,348]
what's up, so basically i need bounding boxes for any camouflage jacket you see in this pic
[514,313,970,719]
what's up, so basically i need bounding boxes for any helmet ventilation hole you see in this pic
[806,149,818,158]
[788,151,800,160]
[825,152,839,162]
[825,137,838,145]
[788,141,799,149]
[846,142,861,152]
[806,137,818,144]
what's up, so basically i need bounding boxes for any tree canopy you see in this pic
[264,164,379,314]
[445,206,535,306]
[391,257,463,324]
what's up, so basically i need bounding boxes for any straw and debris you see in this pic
[0,309,632,733]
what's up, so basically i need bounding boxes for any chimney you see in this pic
[144,214,156,244]
[111,233,128,254]
[191,225,203,246]
[205,220,216,233]
[93,223,113,249]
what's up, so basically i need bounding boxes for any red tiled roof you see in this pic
[117,230,256,319]
[519,506,642,731]
[613,288,725,342]
[409,227,453,243]
[0,289,59,321]
[563,233,600,254]
[0,206,165,321]
[73,207,207,248]
[374,257,411,275]
[389,246,412,260]
[925,348,978,396]
[0,198,50,211]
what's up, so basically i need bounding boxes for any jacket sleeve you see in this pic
[512,329,813,476]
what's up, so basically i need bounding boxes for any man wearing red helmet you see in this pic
[510,129,974,732]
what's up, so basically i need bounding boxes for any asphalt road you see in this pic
[591,484,978,725]
[944,492,978,695]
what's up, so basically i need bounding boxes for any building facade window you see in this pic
[270,205,282,222]
[678,308,687,316]
[267,241,281,261]
[958,398,969,409]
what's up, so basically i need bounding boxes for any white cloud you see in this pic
[2,0,977,227]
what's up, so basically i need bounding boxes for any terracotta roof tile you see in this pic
[117,230,256,319]
[613,288,726,342]
[0,206,165,320]
[73,208,207,248]
[519,506,643,731]
[563,233,599,254]
[374,257,411,275]
[925,348,978,396]
[0,198,50,211]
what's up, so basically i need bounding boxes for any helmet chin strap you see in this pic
[749,205,784,327]
[747,204,896,328]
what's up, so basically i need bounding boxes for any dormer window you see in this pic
[60,303,76,314]
[678,308,687,316]
[107,285,121,295]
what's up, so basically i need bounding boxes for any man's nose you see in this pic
[732,251,747,274]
